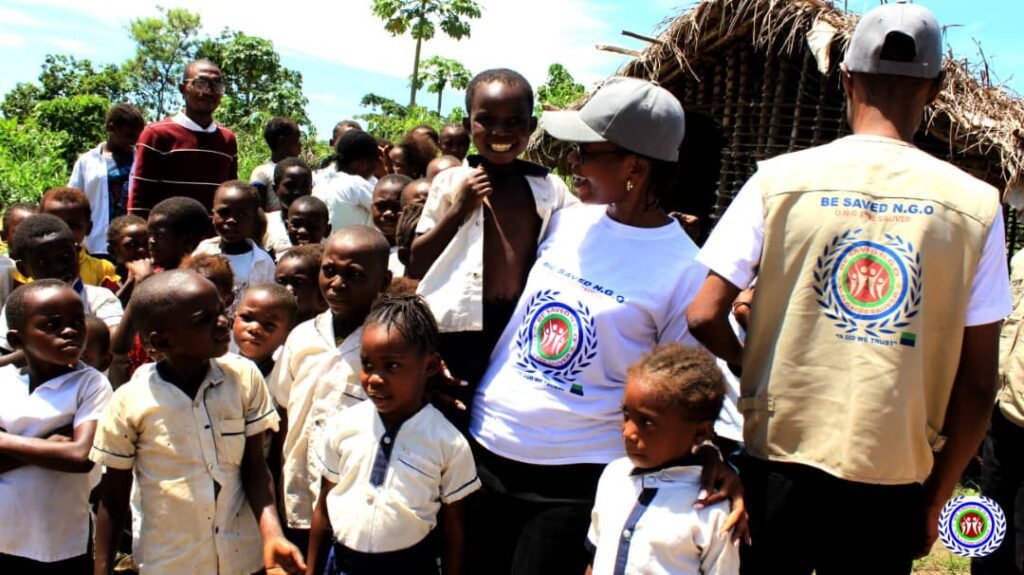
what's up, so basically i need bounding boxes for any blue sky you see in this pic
[1,0,1021,140]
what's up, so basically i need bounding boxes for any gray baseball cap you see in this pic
[541,77,685,162]
[843,2,943,79]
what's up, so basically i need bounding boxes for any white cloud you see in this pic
[45,36,92,55]
[0,6,46,28]
[0,30,26,48]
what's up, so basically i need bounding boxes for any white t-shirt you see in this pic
[470,206,707,465]
[313,171,375,230]
[193,237,277,317]
[698,172,1012,326]
[0,364,112,561]
[714,313,745,443]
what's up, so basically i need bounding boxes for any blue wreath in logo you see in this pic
[514,290,598,391]
[938,495,1007,558]
[812,230,922,338]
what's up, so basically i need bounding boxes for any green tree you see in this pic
[413,56,471,115]
[536,63,586,113]
[0,83,43,121]
[37,55,127,102]
[371,0,482,108]
[0,118,70,204]
[33,95,110,166]
[125,7,201,118]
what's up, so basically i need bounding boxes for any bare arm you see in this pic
[406,169,490,279]
[306,478,335,575]
[0,420,97,472]
[94,467,132,575]
[686,271,744,366]
[918,321,1001,556]
[242,433,306,574]
[440,500,466,575]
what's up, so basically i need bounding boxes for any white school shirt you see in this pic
[68,142,120,254]
[0,364,111,562]
[714,313,745,443]
[0,280,123,351]
[587,457,738,575]
[267,313,366,529]
[193,237,277,312]
[318,400,481,553]
[389,246,405,278]
[470,206,706,465]
[263,212,293,258]
[89,356,279,575]
[697,169,1012,326]
[415,161,578,333]
[313,171,375,230]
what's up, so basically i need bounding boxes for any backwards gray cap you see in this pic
[844,2,943,79]
[540,77,685,162]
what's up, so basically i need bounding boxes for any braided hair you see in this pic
[363,294,439,353]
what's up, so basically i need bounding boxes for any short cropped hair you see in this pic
[290,195,329,219]
[41,187,91,216]
[216,180,261,210]
[273,157,312,188]
[335,130,380,171]
[107,214,148,246]
[183,253,234,300]
[246,282,299,328]
[3,203,39,234]
[149,196,213,245]
[263,117,300,150]
[626,343,726,423]
[364,294,439,353]
[11,214,74,260]
[333,120,363,143]
[278,243,324,270]
[132,269,205,337]
[395,134,439,179]
[6,279,72,331]
[465,68,534,113]
[106,103,145,130]
[378,174,413,191]
[411,124,440,145]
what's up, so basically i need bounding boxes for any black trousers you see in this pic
[0,553,91,575]
[974,406,1024,574]
[325,534,438,575]
[740,454,923,575]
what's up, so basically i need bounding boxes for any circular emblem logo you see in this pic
[831,241,908,320]
[529,303,582,369]
[938,495,1006,557]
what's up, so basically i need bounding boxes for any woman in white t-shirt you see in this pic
[463,77,718,574]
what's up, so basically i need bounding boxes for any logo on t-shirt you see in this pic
[514,290,597,395]
[938,495,1006,557]
[813,229,921,347]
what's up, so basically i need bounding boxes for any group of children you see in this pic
[0,66,737,575]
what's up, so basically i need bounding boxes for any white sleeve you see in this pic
[267,338,294,408]
[700,507,741,575]
[68,157,86,190]
[659,259,708,346]
[416,171,458,234]
[89,288,124,329]
[696,173,765,290]
[74,370,113,427]
[966,214,1012,326]
[439,433,481,503]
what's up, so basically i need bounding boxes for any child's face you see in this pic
[319,236,389,327]
[42,200,91,247]
[147,214,189,269]
[212,186,258,245]
[2,207,35,244]
[232,290,291,362]
[401,181,430,207]
[286,203,329,247]
[276,257,326,320]
[112,224,150,264]
[82,318,112,372]
[360,322,439,425]
[467,81,536,165]
[21,235,80,284]
[621,377,712,470]
[10,286,85,368]
[150,275,231,363]
[275,166,312,211]
[278,132,302,158]
[388,147,414,178]
[371,182,403,242]
[440,127,470,160]
[106,124,143,154]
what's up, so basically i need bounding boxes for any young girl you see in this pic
[307,295,480,575]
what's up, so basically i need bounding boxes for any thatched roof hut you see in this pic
[527,0,1024,247]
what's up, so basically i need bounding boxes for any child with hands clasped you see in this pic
[90,270,305,575]
[307,295,480,575]
[0,281,112,574]
[586,344,738,575]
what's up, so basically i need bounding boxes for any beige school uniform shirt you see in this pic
[90,356,279,575]
[415,160,578,332]
[268,312,366,529]
[998,249,1024,426]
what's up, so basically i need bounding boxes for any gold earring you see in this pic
[626,181,635,192]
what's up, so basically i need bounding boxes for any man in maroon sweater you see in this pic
[128,59,238,216]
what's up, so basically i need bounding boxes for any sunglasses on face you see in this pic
[186,77,226,95]
[569,143,629,164]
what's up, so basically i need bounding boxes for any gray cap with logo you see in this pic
[540,77,685,162]
[843,2,943,79]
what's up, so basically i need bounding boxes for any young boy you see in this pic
[265,157,314,259]
[68,103,146,256]
[193,181,276,315]
[106,215,150,279]
[426,155,463,182]
[0,280,112,574]
[39,187,120,291]
[409,68,577,392]
[286,196,331,249]
[268,227,391,550]
[250,117,303,213]
[439,123,470,161]
[146,196,214,271]
[90,270,305,575]
[83,314,114,373]
[372,174,411,277]
[275,244,328,325]
[233,283,298,377]
[402,178,431,208]
[307,295,480,574]
[586,343,737,575]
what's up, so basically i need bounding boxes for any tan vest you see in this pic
[741,135,999,485]
[998,249,1024,425]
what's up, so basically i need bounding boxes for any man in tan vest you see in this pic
[686,4,1010,573]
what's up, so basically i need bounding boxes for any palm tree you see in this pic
[372,0,482,108]
[413,56,472,114]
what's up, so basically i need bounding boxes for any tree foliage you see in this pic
[413,56,471,114]
[0,118,70,204]
[536,63,586,113]
[33,95,111,166]
[125,7,202,119]
[372,0,481,107]
[1,55,127,122]
[357,92,464,144]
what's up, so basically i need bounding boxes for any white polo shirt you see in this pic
[90,356,279,575]
[415,160,577,333]
[268,312,366,529]
[318,400,481,553]
[0,364,111,562]
[587,457,738,575]
[313,171,375,230]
